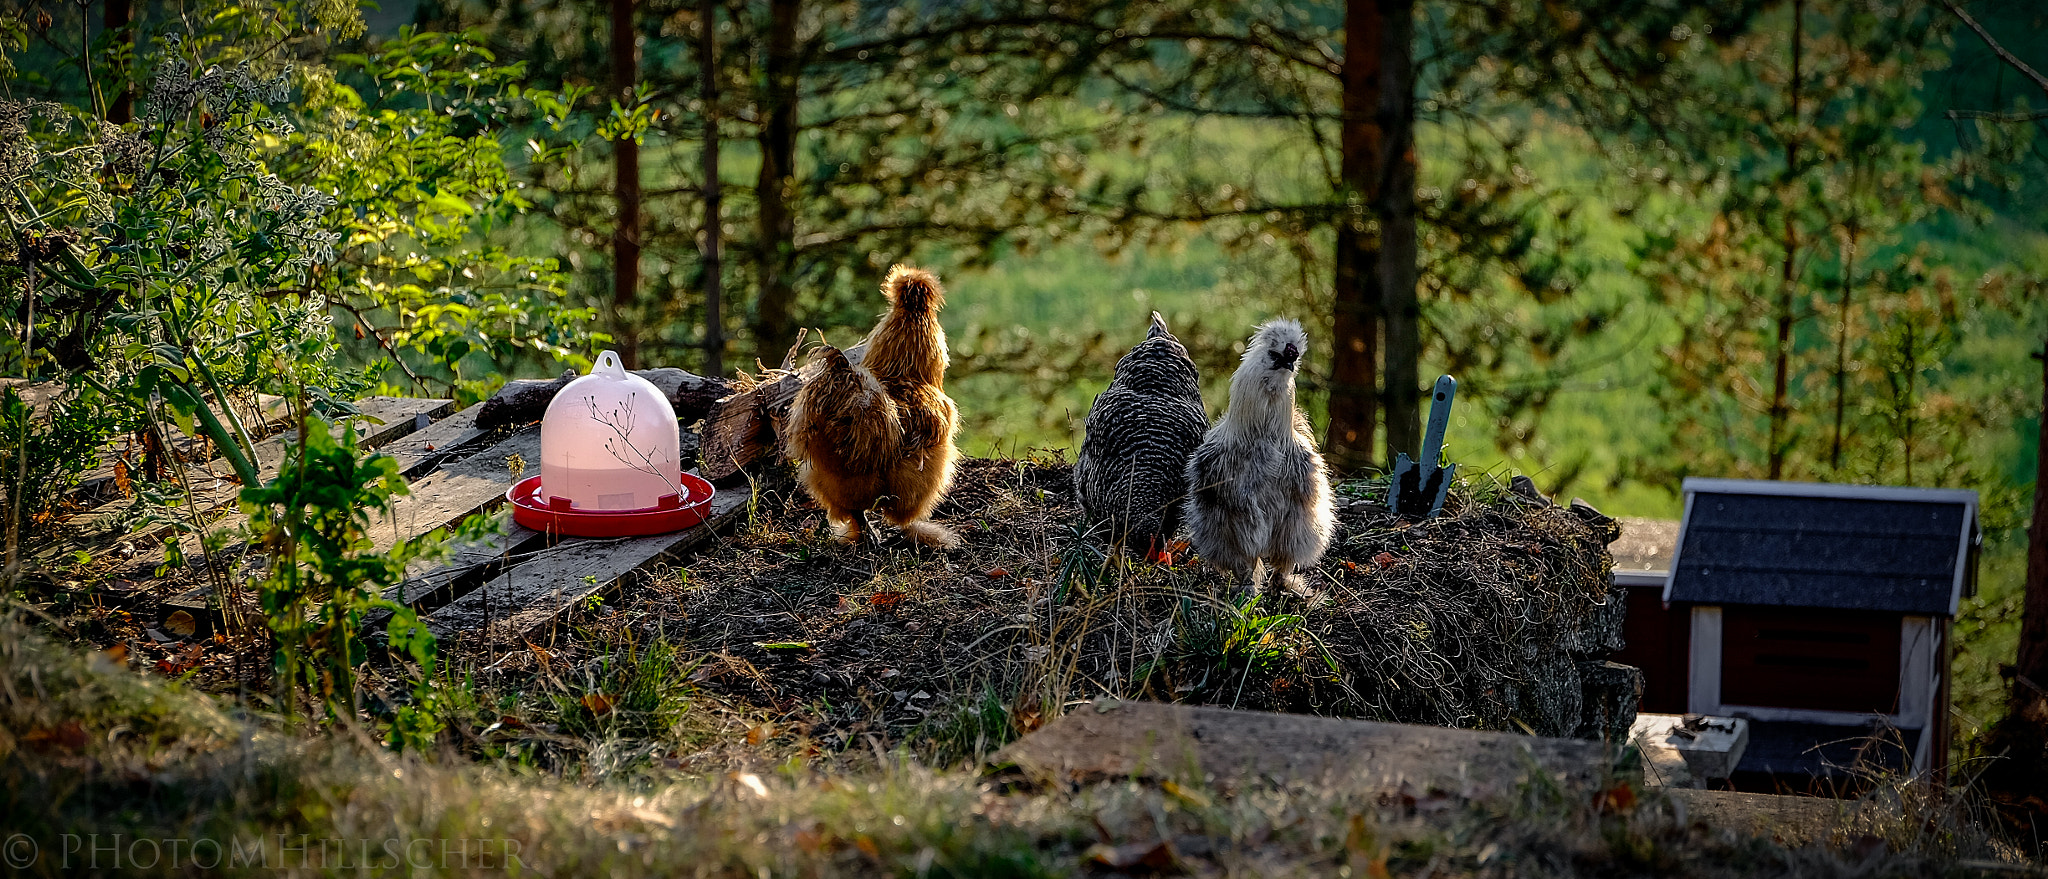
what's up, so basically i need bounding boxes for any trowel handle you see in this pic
[1418,375,1456,465]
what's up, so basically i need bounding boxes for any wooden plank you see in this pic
[424,478,749,644]
[65,397,451,544]
[993,700,1604,794]
[156,417,533,629]
[359,514,551,630]
[700,344,864,480]
[70,394,293,503]
[364,429,541,555]
[380,402,490,478]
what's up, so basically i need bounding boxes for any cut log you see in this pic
[993,700,1603,794]
[425,476,749,645]
[476,368,732,430]
[699,344,865,481]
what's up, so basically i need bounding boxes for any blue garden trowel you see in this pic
[1390,375,1457,519]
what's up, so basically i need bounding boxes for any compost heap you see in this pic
[637,460,1636,745]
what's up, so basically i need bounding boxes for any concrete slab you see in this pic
[993,700,1605,794]
[1632,713,1749,786]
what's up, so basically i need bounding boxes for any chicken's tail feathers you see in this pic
[898,519,961,549]
[882,264,946,313]
[1147,311,1170,340]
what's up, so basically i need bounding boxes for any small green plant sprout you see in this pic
[241,416,489,751]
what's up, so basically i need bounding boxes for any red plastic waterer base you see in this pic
[507,473,716,537]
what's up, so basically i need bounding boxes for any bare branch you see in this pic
[1940,0,2048,99]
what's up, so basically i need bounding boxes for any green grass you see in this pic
[0,609,2020,877]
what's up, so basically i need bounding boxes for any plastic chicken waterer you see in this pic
[508,350,715,537]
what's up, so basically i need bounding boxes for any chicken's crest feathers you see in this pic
[1147,311,1170,340]
[882,264,946,314]
[864,265,950,389]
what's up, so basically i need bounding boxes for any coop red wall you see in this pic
[1718,606,1902,714]
[1612,583,1691,714]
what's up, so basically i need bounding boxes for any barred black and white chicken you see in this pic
[1074,312,1208,562]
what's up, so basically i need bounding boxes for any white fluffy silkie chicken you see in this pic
[1184,319,1335,594]
[1074,312,1208,562]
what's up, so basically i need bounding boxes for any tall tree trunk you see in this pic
[752,0,801,366]
[1830,220,1857,471]
[610,0,643,367]
[699,0,724,378]
[106,0,133,124]
[1326,0,1387,475]
[1768,0,1803,480]
[2009,343,2048,787]
[1375,0,1420,466]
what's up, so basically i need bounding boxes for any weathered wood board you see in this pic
[66,397,452,546]
[424,478,750,644]
[157,408,527,627]
[71,394,293,502]
[1663,789,1875,846]
[390,517,548,610]
[993,700,1605,794]
[364,429,541,555]
[380,402,489,478]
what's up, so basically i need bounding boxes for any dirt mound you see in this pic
[594,459,1629,756]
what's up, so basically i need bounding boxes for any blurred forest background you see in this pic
[2,0,2045,749]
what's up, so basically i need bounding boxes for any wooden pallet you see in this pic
[112,389,751,651]
[420,481,750,646]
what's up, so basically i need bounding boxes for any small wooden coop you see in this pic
[1607,478,1980,791]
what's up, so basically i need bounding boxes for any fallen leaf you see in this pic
[580,693,615,715]
[164,610,197,638]
[794,826,828,853]
[1341,559,1360,571]
[155,644,204,676]
[1594,780,1638,814]
[113,459,133,497]
[869,591,904,609]
[985,566,1009,578]
[1372,552,1397,568]
[1162,780,1211,809]
[23,721,88,752]
[101,643,129,664]
[747,723,774,745]
[853,834,880,859]
[1085,840,1181,872]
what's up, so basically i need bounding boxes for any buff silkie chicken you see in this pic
[1074,312,1207,562]
[784,265,961,547]
[1184,319,1335,594]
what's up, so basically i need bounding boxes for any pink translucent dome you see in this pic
[539,350,682,511]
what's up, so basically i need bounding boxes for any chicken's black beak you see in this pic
[1267,342,1300,371]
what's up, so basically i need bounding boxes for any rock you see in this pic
[1508,651,1582,738]
[1508,475,1552,507]
[1567,498,1621,544]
